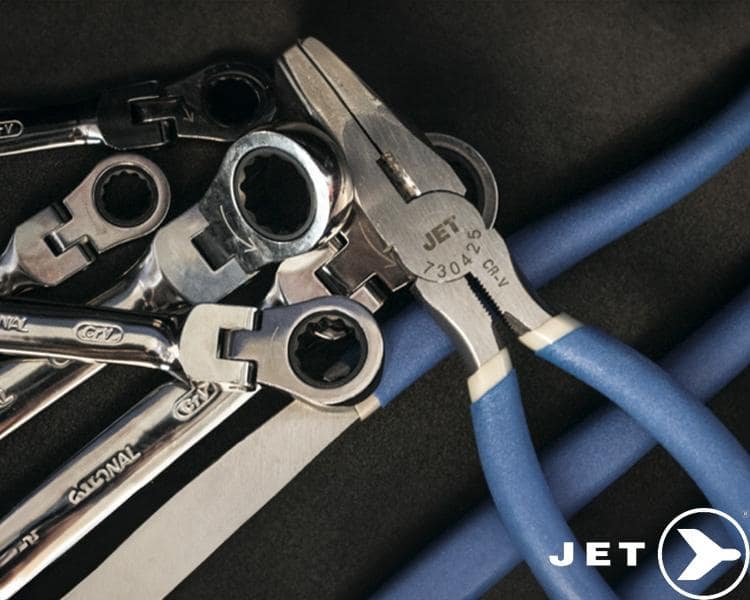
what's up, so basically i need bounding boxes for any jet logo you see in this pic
[676,528,741,581]
[659,508,749,599]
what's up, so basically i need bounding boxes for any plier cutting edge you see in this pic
[275,38,750,599]
[3,38,749,600]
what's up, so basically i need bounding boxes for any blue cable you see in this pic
[537,326,750,534]
[372,285,750,599]
[469,324,750,600]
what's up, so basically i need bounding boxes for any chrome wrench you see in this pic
[0,154,170,295]
[0,125,347,439]
[0,297,374,392]
[62,130,500,599]
[0,62,275,156]
[0,127,491,599]
[0,296,382,599]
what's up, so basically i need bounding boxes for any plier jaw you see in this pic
[276,38,552,369]
[277,38,466,199]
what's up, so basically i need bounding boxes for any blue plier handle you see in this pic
[279,38,750,600]
[373,77,750,600]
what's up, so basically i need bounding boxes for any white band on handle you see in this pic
[468,348,513,402]
[518,313,582,352]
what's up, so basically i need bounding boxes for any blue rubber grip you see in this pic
[509,85,750,288]
[370,84,750,596]
[537,325,750,534]
[372,284,750,600]
[373,84,750,406]
[471,369,617,600]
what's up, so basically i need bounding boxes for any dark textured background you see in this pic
[0,1,749,598]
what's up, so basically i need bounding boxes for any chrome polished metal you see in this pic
[280,37,552,351]
[0,154,170,294]
[0,297,382,599]
[0,62,276,156]
[426,132,499,230]
[0,382,254,600]
[264,136,499,313]
[0,295,383,394]
[67,44,514,598]
[26,40,521,600]
[0,300,181,379]
[0,126,344,440]
[65,400,361,600]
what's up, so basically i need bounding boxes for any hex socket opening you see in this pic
[204,74,262,127]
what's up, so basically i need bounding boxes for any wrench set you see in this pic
[0,38,748,599]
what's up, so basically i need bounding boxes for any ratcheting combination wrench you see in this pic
[0,297,380,394]
[0,118,357,595]
[0,294,382,600]
[62,39,750,599]
[0,154,169,295]
[0,115,492,598]
[0,62,275,156]
[0,128,499,599]
[0,124,345,439]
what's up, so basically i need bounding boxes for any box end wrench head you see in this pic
[5,155,170,289]
[145,126,351,307]
[180,297,383,409]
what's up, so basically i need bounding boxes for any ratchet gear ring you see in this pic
[288,311,368,390]
[94,165,158,228]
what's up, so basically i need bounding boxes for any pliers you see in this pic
[5,38,750,600]
[275,38,750,599]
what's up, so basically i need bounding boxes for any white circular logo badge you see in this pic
[658,508,749,599]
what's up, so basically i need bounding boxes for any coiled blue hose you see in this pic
[510,84,750,288]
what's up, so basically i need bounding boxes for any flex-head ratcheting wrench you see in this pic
[0,297,379,396]
[0,130,498,599]
[0,154,170,295]
[0,62,275,156]
[0,124,347,439]
[60,134,503,600]
[0,296,382,600]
